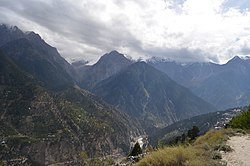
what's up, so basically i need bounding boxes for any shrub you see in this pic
[228,110,250,130]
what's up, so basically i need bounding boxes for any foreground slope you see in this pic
[222,135,250,166]
[92,62,216,128]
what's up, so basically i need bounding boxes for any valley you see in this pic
[0,24,249,165]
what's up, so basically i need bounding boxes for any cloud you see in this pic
[0,0,250,64]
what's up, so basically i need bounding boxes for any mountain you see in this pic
[75,50,133,89]
[0,26,144,164]
[0,24,76,90]
[149,57,250,109]
[0,50,143,165]
[0,24,24,46]
[92,62,217,129]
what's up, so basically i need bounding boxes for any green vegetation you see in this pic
[228,109,250,131]
[138,111,250,166]
[136,129,237,166]
[187,126,200,140]
[136,145,212,166]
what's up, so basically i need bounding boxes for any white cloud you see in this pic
[0,0,250,64]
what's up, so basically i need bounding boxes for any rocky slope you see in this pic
[0,27,143,165]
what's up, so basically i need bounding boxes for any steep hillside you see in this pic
[0,43,143,165]
[0,24,76,90]
[76,50,133,89]
[149,57,250,109]
[92,62,217,129]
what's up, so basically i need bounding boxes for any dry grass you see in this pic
[136,129,237,166]
[136,145,211,166]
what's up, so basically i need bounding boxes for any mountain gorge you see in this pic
[1,24,248,165]
[149,57,250,110]
[92,61,216,128]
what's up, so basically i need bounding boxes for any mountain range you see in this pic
[92,61,216,129]
[0,24,248,164]
[149,57,250,109]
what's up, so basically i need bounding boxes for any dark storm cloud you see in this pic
[0,0,250,64]
[0,0,143,61]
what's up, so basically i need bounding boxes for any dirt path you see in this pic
[222,135,250,166]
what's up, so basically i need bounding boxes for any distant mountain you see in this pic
[92,62,217,129]
[149,57,250,109]
[75,50,133,89]
[0,24,76,90]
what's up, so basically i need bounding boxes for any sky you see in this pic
[0,0,250,64]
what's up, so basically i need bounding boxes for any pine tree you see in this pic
[187,126,200,140]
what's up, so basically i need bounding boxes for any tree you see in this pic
[129,142,142,156]
[187,126,200,140]
[229,109,250,129]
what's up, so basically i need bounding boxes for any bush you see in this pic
[228,110,250,130]
[187,126,200,140]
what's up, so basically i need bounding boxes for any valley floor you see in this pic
[222,135,250,166]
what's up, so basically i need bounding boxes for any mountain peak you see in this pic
[0,24,21,32]
[25,31,42,41]
[95,50,132,66]
[0,24,25,46]
[101,50,125,59]
[78,51,133,89]
[226,56,243,65]
[109,50,119,54]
